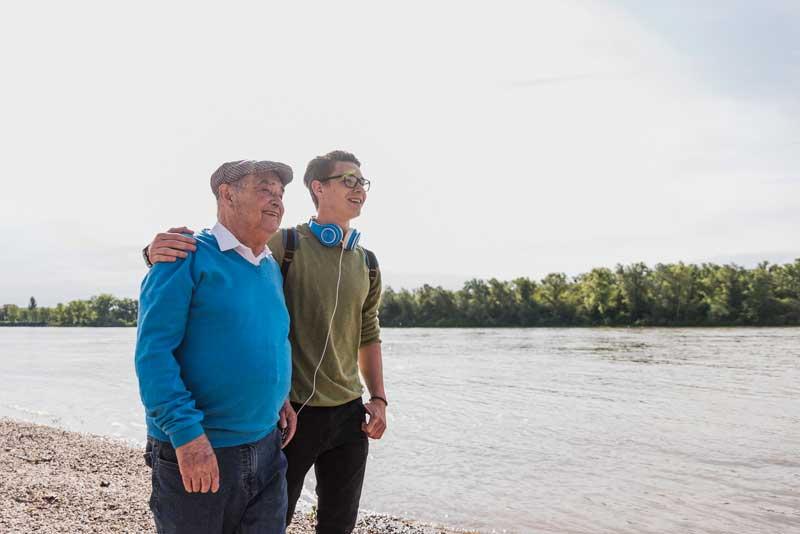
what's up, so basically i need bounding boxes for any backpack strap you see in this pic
[281,228,298,283]
[364,249,379,286]
[281,230,378,293]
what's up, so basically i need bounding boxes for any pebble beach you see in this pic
[0,419,471,534]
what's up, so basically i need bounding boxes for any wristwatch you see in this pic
[142,246,153,268]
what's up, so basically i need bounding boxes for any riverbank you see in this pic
[0,419,471,534]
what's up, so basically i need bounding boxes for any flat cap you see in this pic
[210,160,293,196]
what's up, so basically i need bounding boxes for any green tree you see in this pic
[379,288,417,327]
[414,284,459,326]
[486,279,517,325]
[90,294,118,326]
[576,268,620,325]
[62,300,94,326]
[457,279,493,326]
[743,262,780,325]
[510,277,540,326]
[700,264,745,324]
[37,306,52,325]
[26,296,40,323]
[616,262,652,324]
[114,298,139,326]
[650,263,705,325]
[777,260,800,323]
[536,273,576,325]
[3,304,21,323]
[51,303,66,325]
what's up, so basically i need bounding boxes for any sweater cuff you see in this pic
[169,423,205,449]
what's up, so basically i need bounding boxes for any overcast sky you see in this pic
[1,1,798,306]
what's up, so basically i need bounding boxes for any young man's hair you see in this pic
[303,150,361,208]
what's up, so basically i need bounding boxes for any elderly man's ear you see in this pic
[218,184,235,205]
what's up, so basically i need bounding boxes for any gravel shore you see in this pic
[0,419,469,534]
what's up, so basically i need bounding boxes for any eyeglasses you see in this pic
[320,173,371,192]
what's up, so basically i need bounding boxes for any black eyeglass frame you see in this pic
[317,173,371,191]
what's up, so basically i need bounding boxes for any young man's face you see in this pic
[316,161,368,220]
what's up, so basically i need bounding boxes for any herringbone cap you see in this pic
[210,160,293,196]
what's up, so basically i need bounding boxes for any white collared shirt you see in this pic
[210,222,272,266]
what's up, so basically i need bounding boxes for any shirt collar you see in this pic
[210,222,272,263]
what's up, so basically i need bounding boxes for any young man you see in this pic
[136,160,296,534]
[146,150,387,534]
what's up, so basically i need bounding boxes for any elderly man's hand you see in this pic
[148,227,197,264]
[174,434,220,493]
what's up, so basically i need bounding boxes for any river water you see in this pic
[0,327,798,533]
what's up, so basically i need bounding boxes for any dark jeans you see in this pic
[145,428,287,534]
[284,398,369,534]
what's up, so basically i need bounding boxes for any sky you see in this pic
[1,1,798,306]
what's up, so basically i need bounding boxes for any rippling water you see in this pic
[1,327,798,533]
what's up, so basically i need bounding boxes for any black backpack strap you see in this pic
[281,228,298,282]
[364,249,379,286]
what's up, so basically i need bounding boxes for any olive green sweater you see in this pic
[268,224,382,407]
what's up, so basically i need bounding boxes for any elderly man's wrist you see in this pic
[170,423,205,449]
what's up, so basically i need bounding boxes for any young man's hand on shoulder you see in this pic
[147,226,197,264]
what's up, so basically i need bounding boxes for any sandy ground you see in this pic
[0,419,470,534]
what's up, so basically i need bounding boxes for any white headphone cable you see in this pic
[295,244,346,417]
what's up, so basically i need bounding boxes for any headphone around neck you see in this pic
[308,218,361,251]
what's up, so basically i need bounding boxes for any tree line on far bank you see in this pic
[380,259,800,327]
[1,295,138,327]
[2,259,799,328]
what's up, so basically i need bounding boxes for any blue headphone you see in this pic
[309,219,361,251]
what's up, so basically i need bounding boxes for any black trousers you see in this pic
[284,398,369,534]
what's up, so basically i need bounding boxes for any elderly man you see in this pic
[145,150,387,534]
[135,160,296,534]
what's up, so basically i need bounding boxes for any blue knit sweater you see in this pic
[135,230,291,448]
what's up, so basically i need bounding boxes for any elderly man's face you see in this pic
[230,172,285,236]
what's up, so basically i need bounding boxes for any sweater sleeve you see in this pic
[360,261,382,347]
[134,255,205,448]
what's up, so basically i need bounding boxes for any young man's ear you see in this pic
[311,180,325,200]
